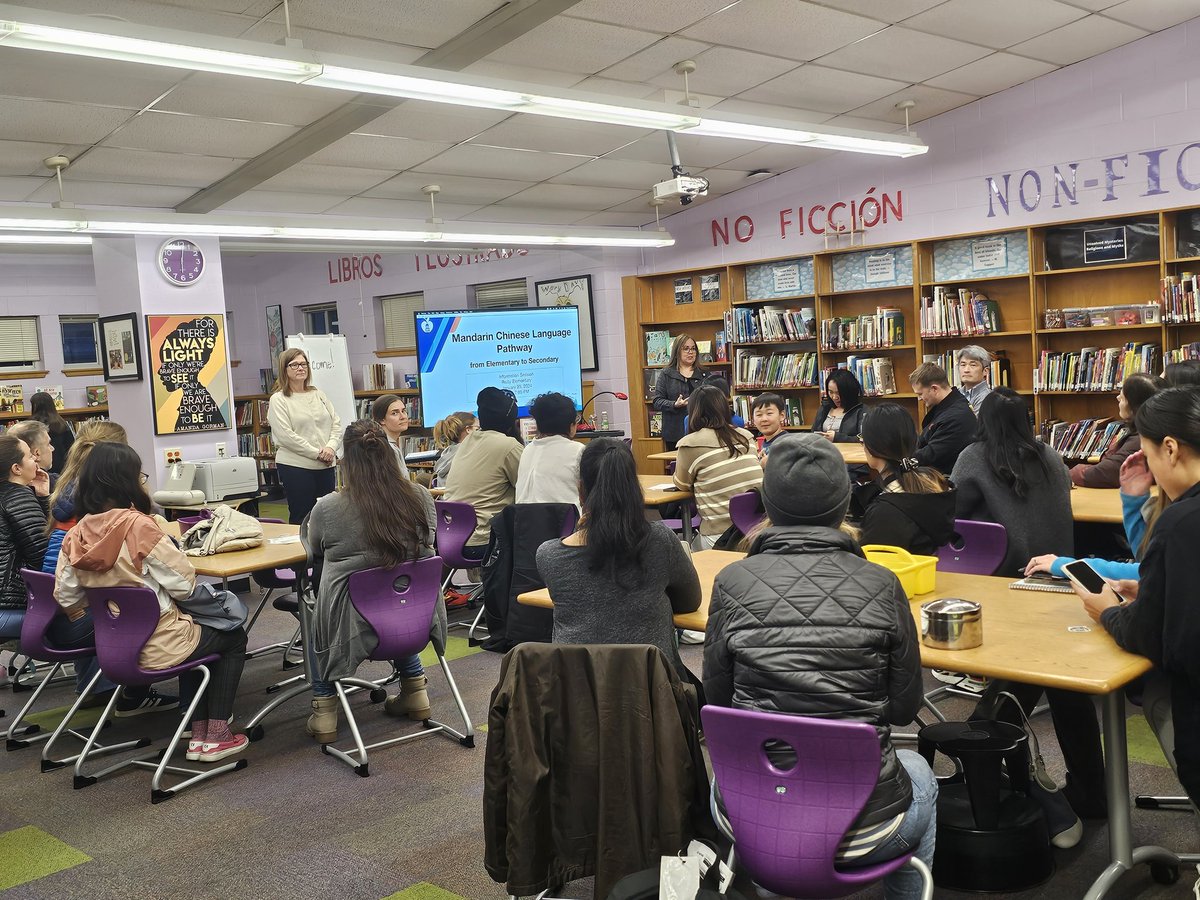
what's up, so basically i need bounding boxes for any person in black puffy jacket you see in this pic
[704,433,934,900]
[0,434,50,638]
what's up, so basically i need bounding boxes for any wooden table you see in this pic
[638,473,697,542]
[164,521,307,588]
[650,442,868,465]
[648,450,677,462]
[1069,486,1157,525]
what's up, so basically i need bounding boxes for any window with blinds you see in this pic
[379,292,424,350]
[0,317,42,369]
[473,278,529,310]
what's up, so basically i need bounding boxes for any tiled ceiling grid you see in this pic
[0,0,1193,228]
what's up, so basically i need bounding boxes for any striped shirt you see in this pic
[673,427,763,537]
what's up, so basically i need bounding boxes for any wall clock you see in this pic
[158,238,204,286]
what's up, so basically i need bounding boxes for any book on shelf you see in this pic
[820,307,904,350]
[362,363,396,391]
[1162,274,1200,323]
[1164,343,1200,366]
[1033,342,1160,392]
[729,305,816,344]
[714,330,728,363]
[649,412,663,437]
[645,330,672,366]
[1044,416,1126,459]
[85,385,108,407]
[733,394,804,427]
[235,401,255,427]
[643,368,661,401]
[734,349,819,390]
[32,385,64,409]
[919,288,999,337]
[1047,304,1160,329]
[824,356,897,397]
[0,385,24,414]
[922,348,1011,389]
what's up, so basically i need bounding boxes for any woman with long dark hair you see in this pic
[858,403,956,556]
[54,443,248,762]
[0,434,50,640]
[652,333,711,450]
[1069,372,1165,488]
[29,392,74,475]
[268,347,342,524]
[301,419,438,744]
[536,438,699,678]
[812,368,866,442]
[673,384,762,548]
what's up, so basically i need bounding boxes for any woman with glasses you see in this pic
[268,348,342,524]
[0,433,50,642]
[652,333,713,450]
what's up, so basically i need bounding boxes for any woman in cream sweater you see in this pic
[268,348,342,524]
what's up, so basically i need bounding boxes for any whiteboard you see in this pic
[285,334,355,453]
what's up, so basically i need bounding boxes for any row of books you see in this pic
[726,306,815,344]
[1044,417,1127,460]
[921,349,1011,389]
[1044,305,1160,329]
[237,432,275,457]
[362,363,397,391]
[823,357,897,397]
[235,398,270,428]
[1164,343,1200,365]
[919,288,1000,337]
[731,395,804,426]
[1033,342,1160,392]
[733,350,819,390]
[0,384,71,414]
[820,308,904,351]
[1162,275,1200,323]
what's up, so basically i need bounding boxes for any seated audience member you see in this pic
[1164,359,1200,386]
[909,362,977,474]
[516,392,583,507]
[0,434,50,641]
[682,378,745,431]
[1070,373,1164,488]
[432,411,475,487]
[29,391,74,476]
[442,387,523,559]
[371,393,412,480]
[858,402,956,556]
[7,421,56,490]
[751,392,787,462]
[812,368,866,442]
[957,345,993,415]
[54,443,247,761]
[536,438,700,679]
[1071,388,1200,817]
[673,385,763,548]
[704,434,934,900]
[302,420,439,743]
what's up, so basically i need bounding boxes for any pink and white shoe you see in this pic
[185,739,205,761]
[197,734,249,763]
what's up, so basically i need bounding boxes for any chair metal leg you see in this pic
[4,661,60,746]
[280,625,304,669]
[71,684,157,787]
[466,599,488,642]
[41,671,144,772]
[908,856,934,900]
[245,590,293,659]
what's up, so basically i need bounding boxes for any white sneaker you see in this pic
[678,629,706,644]
[932,668,964,685]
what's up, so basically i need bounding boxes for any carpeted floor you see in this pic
[0,585,1196,899]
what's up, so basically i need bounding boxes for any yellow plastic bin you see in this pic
[861,545,938,596]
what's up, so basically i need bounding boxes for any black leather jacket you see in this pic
[652,366,711,445]
[0,482,49,609]
[704,525,923,827]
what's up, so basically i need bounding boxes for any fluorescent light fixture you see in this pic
[0,216,86,231]
[277,226,441,242]
[85,221,277,238]
[444,230,675,248]
[692,115,927,158]
[0,234,91,244]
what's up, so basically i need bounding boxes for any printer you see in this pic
[191,457,260,502]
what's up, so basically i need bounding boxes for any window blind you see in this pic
[380,292,424,350]
[0,317,41,367]
[473,278,529,310]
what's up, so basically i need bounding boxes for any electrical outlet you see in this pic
[215,443,227,459]
[164,448,183,465]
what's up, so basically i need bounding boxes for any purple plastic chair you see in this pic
[76,585,248,803]
[434,500,482,594]
[5,570,147,771]
[321,556,475,776]
[937,519,1008,575]
[728,491,765,537]
[701,706,933,900]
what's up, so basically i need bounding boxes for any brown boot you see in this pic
[306,696,338,743]
[385,675,431,721]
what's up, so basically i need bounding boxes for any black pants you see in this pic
[178,626,248,723]
[277,463,337,525]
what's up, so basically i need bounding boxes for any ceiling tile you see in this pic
[64,148,248,187]
[27,179,194,207]
[150,73,353,127]
[101,112,296,156]
[647,47,802,96]
[485,19,663,75]
[159,0,277,13]
[738,65,909,115]
[606,133,767,169]
[360,102,510,143]
[281,0,506,51]
[810,0,949,21]
[1051,0,1124,9]
[574,210,658,226]
[597,36,713,84]
[459,206,585,225]
[0,48,186,109]
[713,145,836,174]
[0,98,134,145]
[1009,15,1148,64]
[363,173,533,204]
[925,52,1058,95]
[470,118,649,157]
[848,83,980,123]
[216,191,348,215]
[306,134,453,170]
[1102,0,1200,31]
[239,21,428,62]
[258,164,394,195]
[566,0,751,34]
[0,141,86,177]
[31,0,256,35]
[550,157,678,189]
[323,197,486,219]
[459,61,585,88]
[0,176,46,202]
[495,183,647,211]
[692,168,763,194]
[903,0,1087,49]
[816,26,991,81]
[681,0,885,62]
[411,144,589,181]
[607,191,664,213]
[710,97,834,123]
[821,113,913,132]
[571,77,665,100]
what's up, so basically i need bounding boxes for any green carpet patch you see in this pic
[419,635,482,667]
[0,825,91,890]
[1126,715,1170,768]
[24,704,105,732]
[382,883,468,900]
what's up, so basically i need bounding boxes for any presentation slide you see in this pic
[415,306,583,423]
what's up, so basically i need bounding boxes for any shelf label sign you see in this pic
[772,264,801,293]
[864,253,896,285]
[971,237,1007,271]
[1083,226,1128,264]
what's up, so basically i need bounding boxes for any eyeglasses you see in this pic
[139,472,149,485]
[287,362,309,370]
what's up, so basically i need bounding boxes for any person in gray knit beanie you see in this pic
[760,432,851,527]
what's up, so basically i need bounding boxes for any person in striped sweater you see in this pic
[672,385,762,549]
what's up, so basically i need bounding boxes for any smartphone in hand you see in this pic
[1062,559,1108,594]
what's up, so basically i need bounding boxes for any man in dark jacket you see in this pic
[910,362,978,474]
[704,433,935,900]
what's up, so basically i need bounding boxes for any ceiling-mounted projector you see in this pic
[652,175,709,205]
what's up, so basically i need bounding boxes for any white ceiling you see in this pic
[0,0,1195,229]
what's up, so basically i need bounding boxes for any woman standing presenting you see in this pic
[652,334,709,450]
[268,348,342,525]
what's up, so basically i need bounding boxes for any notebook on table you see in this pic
[1009,572,1075,593]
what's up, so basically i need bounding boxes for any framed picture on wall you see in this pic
[145,313,233,435]
[98,312,144,382]
[534,274,599,371]
[265,304,285,372]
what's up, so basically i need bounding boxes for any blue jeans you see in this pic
[845,749,937,900]
[0,608,24,639]
[46,610,117,695]
[310,652,424,698]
